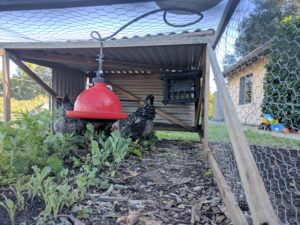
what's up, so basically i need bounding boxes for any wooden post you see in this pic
[206,147,249,225]
[202,47,210,148]
[2,49,11,122]
[9,52,58,99]
[207,43,280,225]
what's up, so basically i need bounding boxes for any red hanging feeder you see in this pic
[66,32,128,121]
[66,82,128,120]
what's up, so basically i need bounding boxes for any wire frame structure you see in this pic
[212,0,300,224]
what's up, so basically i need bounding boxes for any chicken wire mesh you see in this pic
[0,0,299,224]
[0,0,228,42]
[211,0,300,224]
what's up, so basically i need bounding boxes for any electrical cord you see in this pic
[91,7,204,41]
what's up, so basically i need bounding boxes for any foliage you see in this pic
[0,110,79,183]
[11,181,25,210]
[41,178,76,220]
[27,166,51,201]
[262,15,300,129]
[0,196,17,225]
[223,0,299,67]
[208,92,214,119]
[234,0,299,57]
[0,95,48,116]
[0,110,149,222]
[10,64,51,100]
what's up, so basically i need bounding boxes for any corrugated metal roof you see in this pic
[223,42,270,77]
[11,37,205,73]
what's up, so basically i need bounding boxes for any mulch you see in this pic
[0,139,232,225]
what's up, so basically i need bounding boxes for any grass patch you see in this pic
[157,123,300,149]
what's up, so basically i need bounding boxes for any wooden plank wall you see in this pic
[107,74,195,126]
[52,67,86,106]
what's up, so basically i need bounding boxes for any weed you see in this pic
[41,178,76,220]
[27,166,51,201]
[203,169,213,177]
[11,181,25,210]
[0,195,17,225]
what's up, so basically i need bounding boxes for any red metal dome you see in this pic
[66,82,128,120]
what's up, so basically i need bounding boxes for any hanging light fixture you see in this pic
[66,32,128,121]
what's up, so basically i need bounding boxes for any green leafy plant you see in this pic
[0,195,17,225]
[41,178,76,220]
[27,166,51,201]
[262,15,300,129]
[11,181,25,210]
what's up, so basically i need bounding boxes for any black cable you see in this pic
[91,7,204,41]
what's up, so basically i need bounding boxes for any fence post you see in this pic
[2,49,11,122]
[207,43,280,225]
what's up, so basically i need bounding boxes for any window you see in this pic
[239,74,252,105]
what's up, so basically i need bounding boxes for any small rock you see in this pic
[177,204,185,209]
[128,200,144,209]
[193,186,203,191]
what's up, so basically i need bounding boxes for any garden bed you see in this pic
[0,139,231,225]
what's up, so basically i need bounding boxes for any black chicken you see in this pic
[112,95,155,140]
[53,95,85,134]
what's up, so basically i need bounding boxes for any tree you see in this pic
[261,15,300,130]
[10,64,51,100]
[223,53,237,69]
[234,0,299,57]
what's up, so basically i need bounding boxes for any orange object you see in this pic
[67,82,128,120]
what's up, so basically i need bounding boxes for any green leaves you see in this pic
[262,15,300,129]
[0,196,17,225]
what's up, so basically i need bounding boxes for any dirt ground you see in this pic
[0,139,231,225]
[74,139,231,225]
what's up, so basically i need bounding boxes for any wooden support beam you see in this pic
[16,52,167,71]
[212,0,240,48]
[9,53,58,99]
[2,49,11,122]
[202,47,210,148]
[0,31,213,50]
[207,43,280,225]
[205,146,249,225]
[195,49,207,129]
[108,81,194,131]
[0,49,4,56]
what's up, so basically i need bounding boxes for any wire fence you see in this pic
[0,0,299,224]
[212,0,300,224]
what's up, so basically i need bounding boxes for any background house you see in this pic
[223,43,269,126]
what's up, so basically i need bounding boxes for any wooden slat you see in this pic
[0,31,213,49]
[207,43,280,225]
[202,47,210,148]
[108,81,194,131]
[206,147,249,225]
[195,49,206,128]
[2,49,11,122]
[9,53,58,99]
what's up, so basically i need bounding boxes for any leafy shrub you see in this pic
[0,110,78,182]
[262,15,300,129]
